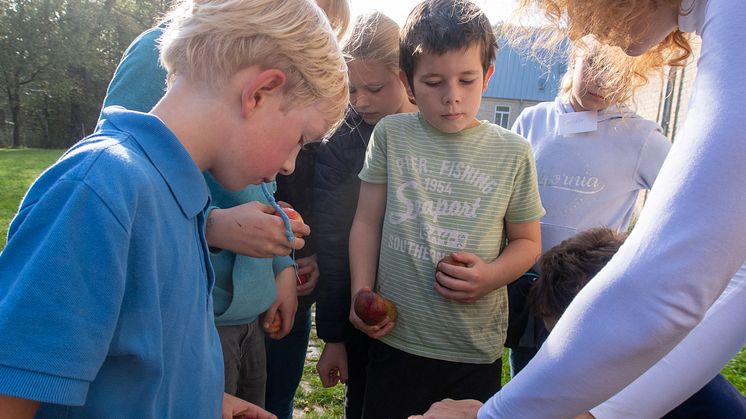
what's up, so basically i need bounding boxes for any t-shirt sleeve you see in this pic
[504,144,545,224]
[0,179,128,405]
[358,121,388,184]
[635,126,671,189]
[272,255,295,276]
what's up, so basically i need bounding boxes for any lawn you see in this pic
[0,148,65,246]
[2,148,745,415]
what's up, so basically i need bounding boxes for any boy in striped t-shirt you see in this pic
[348,0,544,417]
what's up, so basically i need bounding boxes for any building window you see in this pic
[494,105,511,128]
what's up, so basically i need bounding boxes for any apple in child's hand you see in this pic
[353,289,397,325]
[272,207,304,237]
[436,254,468,290]
[263,312,282,334]
[297,273,310,285]
[439,254,467,267]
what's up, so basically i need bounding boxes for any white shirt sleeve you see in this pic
[590,266,746,418]
[479,0,746,416]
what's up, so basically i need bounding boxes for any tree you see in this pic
[0,0,65,148]
[0,0,172,148]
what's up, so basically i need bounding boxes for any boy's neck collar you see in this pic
[416,112,486,135]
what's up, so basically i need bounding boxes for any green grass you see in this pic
[293,327,345,418]
[0,148,65,247]
[2,149,745,414]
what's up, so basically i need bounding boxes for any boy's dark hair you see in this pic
[399,0,497,89]
[529,227,627,320]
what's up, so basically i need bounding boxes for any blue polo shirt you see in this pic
[0,107,223,418]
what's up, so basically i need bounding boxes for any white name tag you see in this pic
[558,111,598,135]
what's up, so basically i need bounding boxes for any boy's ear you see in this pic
[482,64,495,93]
[241,69,287,117]
[399,70,415,99]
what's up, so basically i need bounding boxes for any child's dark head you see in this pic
[399,0,497,90]
[529,227,627,330]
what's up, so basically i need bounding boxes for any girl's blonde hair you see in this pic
[318,0,351,41]
[160,0,349,135]
[507,0,691,84]
[343,11,401,73]
[560,36,656,105]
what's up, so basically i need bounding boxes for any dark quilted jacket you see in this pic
[276,143,319,311]
[312,110,375,342]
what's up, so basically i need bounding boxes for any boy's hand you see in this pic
[222,392,276,419]
[275,201,311,240]
[206,202,309,258]
[349,286,395,339]
[407,398,482,419]
[316,341,348,387]
[263,268,297,339]
[295,254,319,296]
[434,252,495,302]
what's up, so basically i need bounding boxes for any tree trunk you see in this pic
[10,92,22,149]
[37,96,51,148]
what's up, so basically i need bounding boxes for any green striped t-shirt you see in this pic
[359,113,544,363]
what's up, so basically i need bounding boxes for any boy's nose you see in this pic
[442,86,461,105]
[279,154,297,176]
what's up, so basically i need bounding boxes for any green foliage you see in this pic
[0,0,173,148]
[0,148,64,246]
[723,351,746,395]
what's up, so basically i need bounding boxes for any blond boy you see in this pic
[0,0,347,417]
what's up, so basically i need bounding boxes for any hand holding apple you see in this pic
[263,311,282,334]
[205,202,305,257]
[439,254,468,268]
[272,204,308,239]
[434,252,494,303]
[295,254,319,294]
[353,289,397,325]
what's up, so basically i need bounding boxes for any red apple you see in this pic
[273,207,304,238]
[353,289,397,325]
[297,273,309,285]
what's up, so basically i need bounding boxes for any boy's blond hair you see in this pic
[343,11,401,74]
[160,0,348,136]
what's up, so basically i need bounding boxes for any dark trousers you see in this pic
[664,374,746,418]
[344,328,372,419]
[217,321,267,406]
[362,340,502,419]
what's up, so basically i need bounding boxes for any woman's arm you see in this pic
[590,266,746,418]
[480,1,746,416]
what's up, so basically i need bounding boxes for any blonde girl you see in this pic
[313,10,417,419]
[507,36,671,376]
